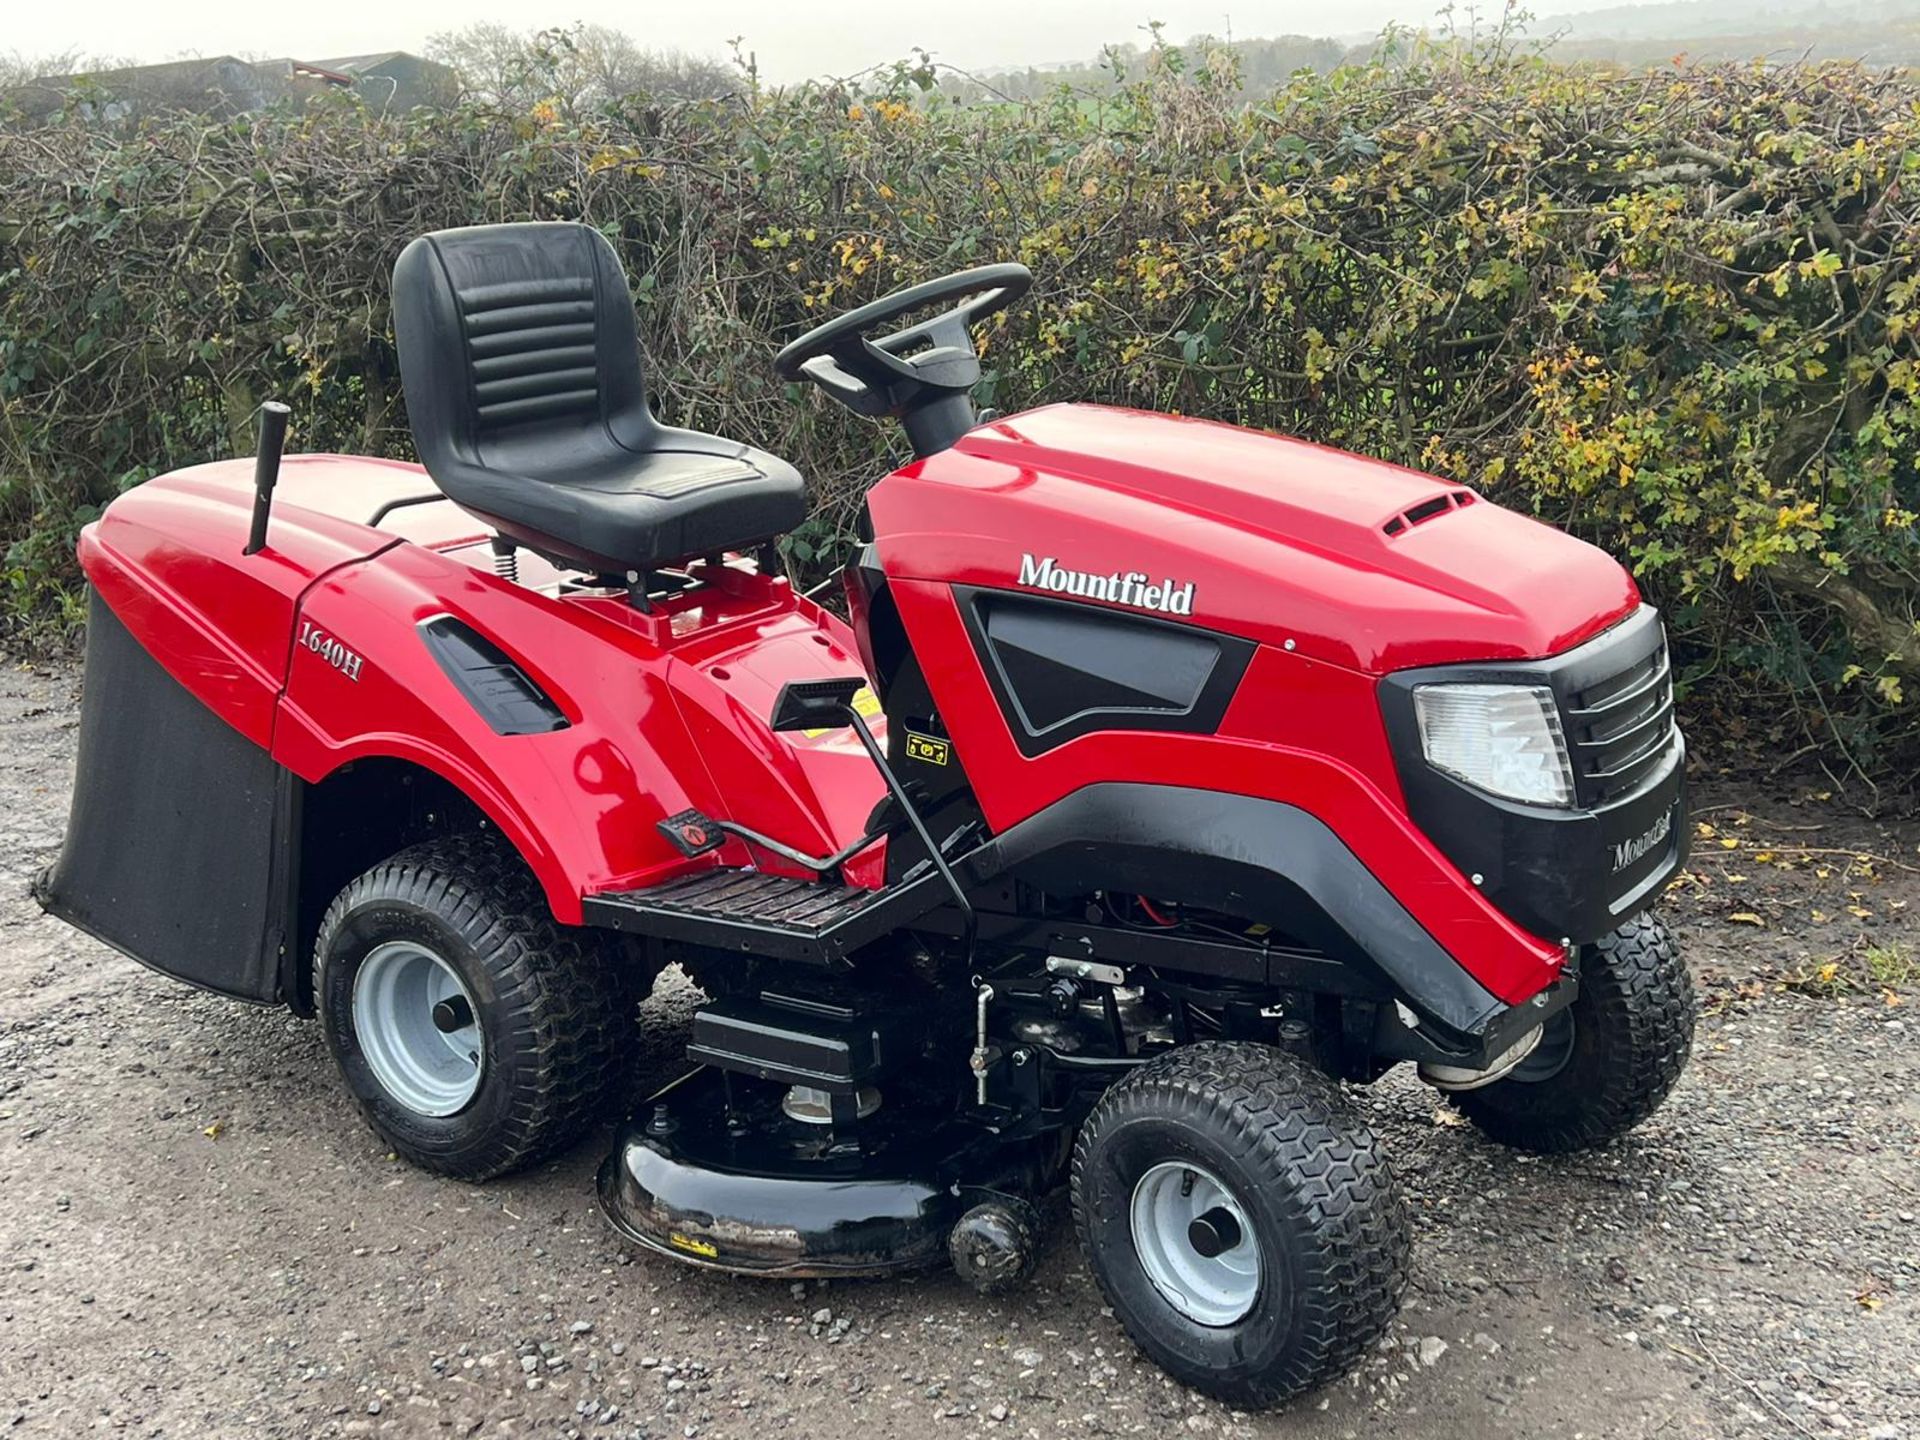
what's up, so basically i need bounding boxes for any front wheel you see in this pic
[1071,1042,1409,1409]
[1447,911,1695,1153]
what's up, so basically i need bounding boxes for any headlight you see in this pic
[1412,683,1575,807]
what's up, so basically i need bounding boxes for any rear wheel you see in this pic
[1071,1041,1409,1409]
[315,834,643,1180]
[1447,912,1694,1153]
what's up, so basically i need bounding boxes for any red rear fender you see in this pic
[78,468,400,747]
[77,454,888,925]
[272,544,884,922]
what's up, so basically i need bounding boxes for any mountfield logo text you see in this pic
[1016,554,1196,617]
[1610,807,1674,875]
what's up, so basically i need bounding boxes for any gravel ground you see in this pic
[2,658,1916,1439]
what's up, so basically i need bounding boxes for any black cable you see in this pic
[843,707,976,966]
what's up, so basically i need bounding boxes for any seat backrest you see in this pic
[392,222,658,481]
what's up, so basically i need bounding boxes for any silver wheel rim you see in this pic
[352,942,485,1117]
[1129,1161,1261,1326]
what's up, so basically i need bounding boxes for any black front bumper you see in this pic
[1380,606,1690,946]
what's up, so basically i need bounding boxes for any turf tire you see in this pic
[315,833,641,1180]
[1447,911,1694,1153]
[1071,1041,1410,1409]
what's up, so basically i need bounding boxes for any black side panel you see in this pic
[971,782,1505,1040]
[34,592,291,1003]
[958,588,1253,756]
[1376,605,1688,943]
[419,616,569,736]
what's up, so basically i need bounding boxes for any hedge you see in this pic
[2,42,1917,783]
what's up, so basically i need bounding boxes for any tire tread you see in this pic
[1450,912,1694,1153]
[1071,1041,1409,1407]
[314,832,641,1180]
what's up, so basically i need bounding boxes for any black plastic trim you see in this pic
[595,783,1512,1044]
[956,587,1253,756]
[591,782,1525,1046]
[1377,605,1689,943]
[419,616,569,736]
[845,543,900,699]
[970,782,1507,1041]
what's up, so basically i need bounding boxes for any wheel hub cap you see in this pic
[1186,1205,1241,1258]
[352,942,485,1117]
[1129,1161,1261,1326]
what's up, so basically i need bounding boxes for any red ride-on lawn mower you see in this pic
[37,222,1694,1407]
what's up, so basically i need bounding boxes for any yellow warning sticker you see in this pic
[668,1232,719,1258]
[905,732,951,767]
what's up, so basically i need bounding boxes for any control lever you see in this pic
[767,679,976,967]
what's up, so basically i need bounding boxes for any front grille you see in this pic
[1563,638,1678,804]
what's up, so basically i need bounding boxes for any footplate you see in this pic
[582,869,946,964]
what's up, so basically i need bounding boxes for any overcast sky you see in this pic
[9,0,1532,82]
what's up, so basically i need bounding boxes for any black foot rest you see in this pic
[583,868,943,965]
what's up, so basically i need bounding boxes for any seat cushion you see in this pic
[435,434,806,574]
[392,223,808,573]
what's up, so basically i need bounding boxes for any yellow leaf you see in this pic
[1729,912,1765,926]
[1719,837,1740,849]
[1848,906,1874,919]
[203,1120,225,1140]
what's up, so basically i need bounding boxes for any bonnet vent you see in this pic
[1382,490,1475,538]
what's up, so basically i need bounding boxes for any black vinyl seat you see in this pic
[392,222,806,574]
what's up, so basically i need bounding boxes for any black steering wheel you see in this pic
[773,263,1032,454]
